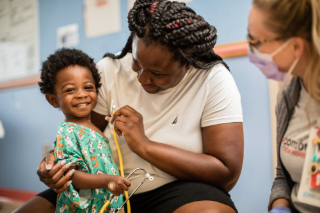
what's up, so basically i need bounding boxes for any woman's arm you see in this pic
[142,123,243,192]
[268,153,293,210]
[111,106,244,192]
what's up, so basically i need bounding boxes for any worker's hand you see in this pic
[37,153,75,193]
[107,175,131,196]
[269,206,291,213]
[109,105,151,154]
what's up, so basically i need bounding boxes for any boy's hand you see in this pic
[107,175,131,196]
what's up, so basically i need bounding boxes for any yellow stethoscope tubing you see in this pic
[100,114,131,213]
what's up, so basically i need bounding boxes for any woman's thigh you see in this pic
[173,201,236,213]
[129,181,237,213]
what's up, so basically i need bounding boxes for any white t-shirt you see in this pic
[93,53,243,194]
[281,81,320,213]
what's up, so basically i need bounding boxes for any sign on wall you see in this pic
[84,0,121,38]
[0,0,40,83]
[57,24,80,48]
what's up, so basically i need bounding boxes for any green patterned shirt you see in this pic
[54,122,124,213]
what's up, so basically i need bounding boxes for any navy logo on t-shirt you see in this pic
[172,115,178,124]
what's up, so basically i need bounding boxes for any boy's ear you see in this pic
[46,93,59,108]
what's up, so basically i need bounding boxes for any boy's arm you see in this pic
[68,166,108,189]
[67,167,130,196]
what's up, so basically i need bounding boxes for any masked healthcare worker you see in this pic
[248,0,320,212]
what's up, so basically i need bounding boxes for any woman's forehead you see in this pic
[248,5,278,39]
[132,36,177,71]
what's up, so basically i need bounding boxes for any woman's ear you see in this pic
[292,37,306,58]
[185,63,192,70]
[46,93,59,108]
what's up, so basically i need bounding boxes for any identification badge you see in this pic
[297,126,320,207]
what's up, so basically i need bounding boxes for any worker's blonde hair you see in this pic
[253,0,320,103]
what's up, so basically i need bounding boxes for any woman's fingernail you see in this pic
[46,164,52,170]
[69,169,75,176]
[66,162,72,168]
[60,160,66,166]
[67,180,72,186]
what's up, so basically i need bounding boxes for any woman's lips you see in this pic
[141,84,156,91]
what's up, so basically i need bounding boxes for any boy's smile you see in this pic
[46,65,98,122]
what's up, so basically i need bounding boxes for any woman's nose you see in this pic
[137,70,152,85]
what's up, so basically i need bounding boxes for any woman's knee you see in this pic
[13,196,55,213]
[173,201,236,213]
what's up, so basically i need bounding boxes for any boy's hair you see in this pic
[39,48,102,94]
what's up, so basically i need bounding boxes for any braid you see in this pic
[103,33,134,59]
[103,0,228,70]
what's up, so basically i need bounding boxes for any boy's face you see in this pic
[46,65,98,121]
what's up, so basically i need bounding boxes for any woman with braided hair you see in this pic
[17,1,243,213]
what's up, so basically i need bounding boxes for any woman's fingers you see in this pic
[49,162,74,182]
[45,153,56,170]
[37,157,51,179]
[113,115,128,123]
[41,161,73,184]
[52,180,73,194]
[123,105,136,112]
[37,153,56,179]
[114,120,127,136]
[53,169,75,189]
[111,106,135,123]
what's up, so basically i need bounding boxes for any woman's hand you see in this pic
[37,153,75,193]
[109,105,150,154]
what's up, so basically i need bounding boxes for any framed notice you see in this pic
[0,0,40,83]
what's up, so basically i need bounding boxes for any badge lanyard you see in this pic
[297,117,320,207]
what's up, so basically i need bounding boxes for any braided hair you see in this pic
[103,0,228,70]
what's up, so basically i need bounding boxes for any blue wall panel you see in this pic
[226,57,273,212]
[0,0,273,212]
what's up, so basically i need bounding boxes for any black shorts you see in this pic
[37,181,237,213]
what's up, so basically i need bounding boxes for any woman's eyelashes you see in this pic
[151,72,162,76]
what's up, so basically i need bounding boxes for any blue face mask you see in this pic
[248,39,299,84]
